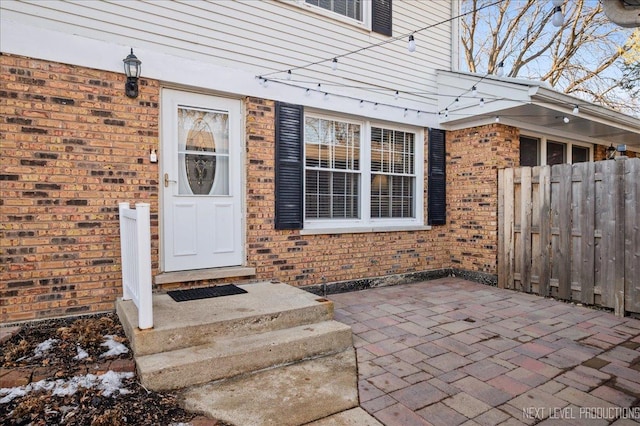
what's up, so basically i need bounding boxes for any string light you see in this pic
[305,88,311,97]
[331,58,338,71]
[495,116,500,123]
[395,91,399,100]
[552,6,563,27]
[471,86,478,97]
[496,62,504,77]
[374,103,379,110]
[404,108,408,117]
[563,116,569,123]
[417,111,422,118]
[479,98,485,107]
[262,78,269,88]
[573,105,579,114]
[286,70,292,80]
[360,100,364,108]
[324,92,329,101]
[408,35,416,53]
[444,108,449,118]
[455,97,460,105]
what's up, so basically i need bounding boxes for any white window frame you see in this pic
[302,111,424,234]
[520,133,593,166]
[289,0,371,30]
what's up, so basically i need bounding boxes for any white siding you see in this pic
[1,0,453,125]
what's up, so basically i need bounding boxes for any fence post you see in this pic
[119,202,133,301]
[135,203,153,329]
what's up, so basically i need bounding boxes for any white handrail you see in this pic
[118,202,153,329]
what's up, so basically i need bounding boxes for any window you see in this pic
[305,0,362,21]
[519,135,591,166]
[520,136,539,167]
[304,117,361,219]
[546,141,566,165]
[274,103,430,232]
[299,0,392,36]
[370,127,415,218]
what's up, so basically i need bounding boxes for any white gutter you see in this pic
[601,0,640,28]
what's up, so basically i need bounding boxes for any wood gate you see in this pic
[498,157,639,317]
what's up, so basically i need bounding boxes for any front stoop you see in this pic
[116,281,360,424]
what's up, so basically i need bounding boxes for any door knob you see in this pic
[164,173,177,187]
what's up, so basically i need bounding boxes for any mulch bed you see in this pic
[0,313,230,426]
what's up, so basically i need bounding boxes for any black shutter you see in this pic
[275,102,304,230]
[428,128,446,225]
[372,0,392,36]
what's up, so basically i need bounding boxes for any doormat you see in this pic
[167,284,248,302]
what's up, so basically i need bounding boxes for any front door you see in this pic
[161,89,242,272]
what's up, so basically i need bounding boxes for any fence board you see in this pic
[596,161,616,308]
[625,159,640,313]
[614,160,625,316]
[556,164,572,300]
[577,162,595,304]
[498,169,506,289]
[538,166,551,297]
[503,168,515,290]
[520,167,532,293]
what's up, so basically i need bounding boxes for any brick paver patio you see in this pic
[329,277,640,426]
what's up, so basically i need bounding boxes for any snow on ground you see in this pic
[100,335,129,357]
[33,338,58,358]
[0,371,135,404]
[73,345,89,361]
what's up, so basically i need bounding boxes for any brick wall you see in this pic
[594,144,637,161]
[0,54,160,322]
[244,97,450,286]
[446,124,519,274]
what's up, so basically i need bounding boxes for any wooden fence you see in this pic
[498,157,639,317]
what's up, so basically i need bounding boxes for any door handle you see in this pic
[164,173,177,187]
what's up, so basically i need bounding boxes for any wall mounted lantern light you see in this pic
[606,144,616,160]
[123,48,141,98]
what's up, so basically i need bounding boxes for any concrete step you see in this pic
[116,282,334,356]
[137,320,353,390]
[181,348,359,426]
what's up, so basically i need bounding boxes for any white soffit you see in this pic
[436,70,640,146]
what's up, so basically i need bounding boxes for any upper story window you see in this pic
[520,135,591,166]
[305,0,363,22]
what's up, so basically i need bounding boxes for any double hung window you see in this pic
[302,113,422,231]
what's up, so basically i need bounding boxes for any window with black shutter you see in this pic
[428,128,446,225]
[372,0,392,36]
[275,102,304,230]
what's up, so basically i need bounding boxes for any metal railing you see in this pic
[118,202,153,329]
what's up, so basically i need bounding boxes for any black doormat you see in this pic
[167,284,248,302]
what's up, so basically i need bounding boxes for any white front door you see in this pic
[161,89,242,272]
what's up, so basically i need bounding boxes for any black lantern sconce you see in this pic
[606,144,616,160]
[123,48,141,98]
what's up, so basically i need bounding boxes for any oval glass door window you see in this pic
[178,107,230,195]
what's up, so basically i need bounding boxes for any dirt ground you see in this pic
[0,313,229,426]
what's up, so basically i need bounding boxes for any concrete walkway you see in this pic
[329,277,640,426]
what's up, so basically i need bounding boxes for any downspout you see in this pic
[601,0,640,28]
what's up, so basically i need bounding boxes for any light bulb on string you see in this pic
[286,70,292,80]
[359,100,364,108]
[374,103,379,110]
[331,58,338,71]
[404,108,408,117]
[444,108,449,119]
[495,116,500,123]
[496,62,504,77]
[305,88,311,97]
[455,97,459,105]
[394,91,399,100]
[417,111,421,118]
[573,105,579,115]
[408,35,416,53]
[262,78,269,88]
[324,92,329,101]
[552,6,563,27]
[471,86,477,97]
[479,98,485,107]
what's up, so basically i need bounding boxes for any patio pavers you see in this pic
[329,278,640,425]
